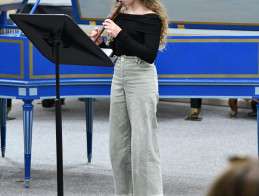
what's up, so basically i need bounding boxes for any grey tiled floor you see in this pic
[0,98,257,195]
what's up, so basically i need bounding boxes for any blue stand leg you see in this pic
[85,98,93,163]
[257,101,259,157]
[22,99,34,188]
[0,98,7,157]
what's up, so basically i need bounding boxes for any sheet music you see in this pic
[101,48,113,57]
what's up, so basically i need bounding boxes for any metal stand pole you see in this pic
[54,38,64,196]
[85,98,93,163]
[0,98,7,157]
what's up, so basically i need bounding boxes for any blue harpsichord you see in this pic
[1,0,259,188]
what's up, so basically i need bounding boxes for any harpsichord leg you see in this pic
[0,98,7,157]
[22,99,34,188]
[85,98,93,163]
[257,100,259,157]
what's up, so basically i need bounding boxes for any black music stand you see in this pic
[10,14,114,196]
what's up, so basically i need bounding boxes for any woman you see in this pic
[91,0,167,195]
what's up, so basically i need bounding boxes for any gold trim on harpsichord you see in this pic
[158,74,259,78]
[167,39,259,43]
[29,42,33,78]
[0,39,24,79]
[29,39,259,79]
[29,42,113,79]
[161,39,259,78]
[76,0,83,21]
[168,21,259,26]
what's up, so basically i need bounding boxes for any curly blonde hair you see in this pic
[115,0,168,50]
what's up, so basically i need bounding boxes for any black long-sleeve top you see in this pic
[99,13,162,64]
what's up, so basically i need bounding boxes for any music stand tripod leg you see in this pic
[85,98,93,163]
[54,38,64,196]
[0,98,7,157]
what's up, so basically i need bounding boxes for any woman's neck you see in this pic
[125,1,152,15]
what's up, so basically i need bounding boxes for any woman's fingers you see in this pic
[90,31,97,39]
[105,19,113,23]
[103,21,112,29]
[103,19,121,37]
[90,27,104,45]
[91,28,99,42]
[103,22,109,27]
[103,19,114,27]
[91,27,99,35]
[91,27,99,38]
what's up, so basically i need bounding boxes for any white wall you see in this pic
[27,0,72,6]
[73,0,259,23]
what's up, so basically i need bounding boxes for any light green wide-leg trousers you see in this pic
[109,56,163,196]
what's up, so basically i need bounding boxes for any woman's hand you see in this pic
[90,27,104,45]
[103,19,122,38]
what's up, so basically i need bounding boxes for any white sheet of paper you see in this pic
[101,48,113,57]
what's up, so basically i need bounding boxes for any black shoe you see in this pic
[248,111,257,117]
[61,98,65,105]
[78,98,86,102]
[42,99,55,108]
[7,116,16,121]
[42,99,65,108]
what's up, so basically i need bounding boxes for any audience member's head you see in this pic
[207,158,259,196]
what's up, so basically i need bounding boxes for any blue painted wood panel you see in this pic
[32,46,114,77]
[0,40,22,76]
[1,35,259,83]
[156,41,259,76]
